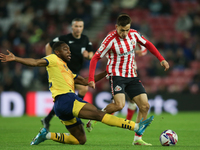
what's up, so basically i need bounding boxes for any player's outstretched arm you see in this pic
[74,71,107,87]
[0,50,15,62]
[0,50,47,67]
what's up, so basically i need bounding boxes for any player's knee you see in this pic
[79,138,87,145]
[139,103,150,112]
[77,135,87,145]
[79,139,86,145]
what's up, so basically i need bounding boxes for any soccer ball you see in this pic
[160,130,178,146]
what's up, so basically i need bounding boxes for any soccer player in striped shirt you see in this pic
[87,14,169,146]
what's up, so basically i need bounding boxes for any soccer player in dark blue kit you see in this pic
[42,18,94,131]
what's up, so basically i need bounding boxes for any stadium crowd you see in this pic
[0,0,200,98]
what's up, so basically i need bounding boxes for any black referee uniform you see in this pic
[50,33,94,74]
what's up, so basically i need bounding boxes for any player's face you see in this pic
[60,43,71,62]
[116,24,131,39]
[72,21,84,38]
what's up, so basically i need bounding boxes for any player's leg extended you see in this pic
[86,94,125,132]
[132,93,152,145]
[79,102,152,132]
[75,84,88,99]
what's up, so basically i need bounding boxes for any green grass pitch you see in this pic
[0,112,200,150]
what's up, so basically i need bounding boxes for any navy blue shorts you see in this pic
[109,76,146,100]
[54,93,88,129]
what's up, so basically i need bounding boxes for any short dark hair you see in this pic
[71,18,84,25]
[117,14,131,26]
[52,41,65,53]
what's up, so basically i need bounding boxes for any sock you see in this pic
[49,132,79,144]
[126,102,136,120]
[101,114,136,131]
[45,107,55,122]
[78,93,84,99]
[134,133,142,141]
[126,108,135,120]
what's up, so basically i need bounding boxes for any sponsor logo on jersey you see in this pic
[118,50,134,56]
[69,41,74,44]
[99,44,105,51]
[131,39,135,45]
[114,85,122,92]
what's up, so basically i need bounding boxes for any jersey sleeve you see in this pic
[134,31,165,62]
[73,73,78,79]
[85,36,94,52]
[49,35,66,47]
[97,34,113,58]
[88,34,113,82]
[138,44,147,56]
[43,54,57,67]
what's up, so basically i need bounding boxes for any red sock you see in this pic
[126,108,135,120]
[135,133,142,137]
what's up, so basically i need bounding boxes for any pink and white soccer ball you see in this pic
[160,130,178,146]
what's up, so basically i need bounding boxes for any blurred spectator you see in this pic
[109,4,121,24]
[47,0,68,14]
[190,16,200,37]
[148,0,162,16]
[175,11,193,31]
[139,19,152,38]
[0,1,8,18]
[91,0,104,18]
[136,0,150,9]
[160,0,172,15]
[131,17,140,31]
[190,69,200,94]
[120,0,138,9]
[164,37,180,52]
[173,48,189,69]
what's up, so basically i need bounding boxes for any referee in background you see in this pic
[42,18,94,131]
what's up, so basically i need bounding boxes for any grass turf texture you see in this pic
[0,112,200,150]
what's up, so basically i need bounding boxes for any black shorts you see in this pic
[109,76,146,100]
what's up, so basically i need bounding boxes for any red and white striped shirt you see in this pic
[89,29,164,82]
